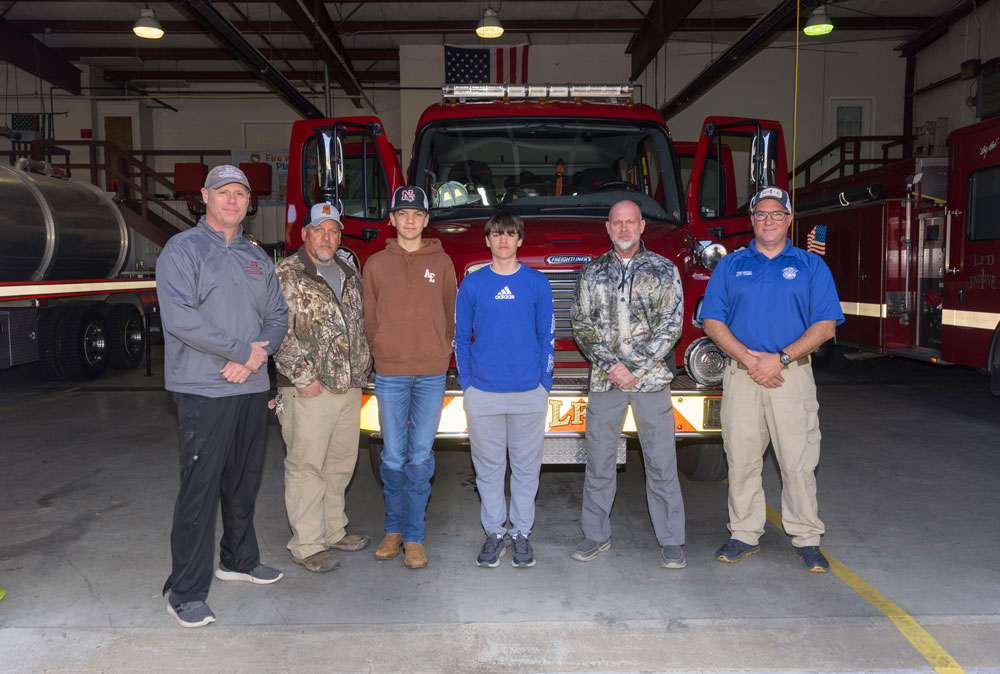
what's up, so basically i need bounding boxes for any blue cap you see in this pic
[749,186,792,213]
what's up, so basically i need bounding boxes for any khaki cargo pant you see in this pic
[277,386,362,559]
[720,359,824,547]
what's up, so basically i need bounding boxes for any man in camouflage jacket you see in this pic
[274,202,372,573]
[569,199,687,570]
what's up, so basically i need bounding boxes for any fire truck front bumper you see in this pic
[359,373,722,464]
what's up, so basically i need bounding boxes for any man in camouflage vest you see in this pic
[274,202,373,573]
[570,199,687,569]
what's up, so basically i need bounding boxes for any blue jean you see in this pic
[375,373,446,544]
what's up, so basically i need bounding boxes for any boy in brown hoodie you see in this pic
[362,186,457,569]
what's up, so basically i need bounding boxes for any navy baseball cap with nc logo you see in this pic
[390,186,429,212]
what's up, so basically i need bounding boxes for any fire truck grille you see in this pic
[544,270,580,340]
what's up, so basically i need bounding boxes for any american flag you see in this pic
[445,44,529,84]
[806,224,828,256]
[11,113,41,141]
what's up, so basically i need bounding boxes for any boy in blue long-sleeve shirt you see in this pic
[456,212,554,568]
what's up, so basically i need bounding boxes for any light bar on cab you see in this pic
[442,83,633,101]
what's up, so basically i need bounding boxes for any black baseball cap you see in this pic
[390,186,429,212]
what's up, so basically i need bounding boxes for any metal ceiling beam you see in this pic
[173,0,323,119]
[10,16,932,35]
[895,0,994,56]
[659,0,820,120]
[628,0,701,81]
[274,0,366,110]
[0,19,81,94]
[57,47,399,62]
[104,70,400,83]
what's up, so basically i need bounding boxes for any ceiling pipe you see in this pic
[659,0,819,120]
[174,0,324,119]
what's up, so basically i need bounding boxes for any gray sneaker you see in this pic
[166,597,216,628]
[511,533,536,568]
[214,563,284,585]
[660,545,687,569]
[476,533,506,568]
[571,538,611,562]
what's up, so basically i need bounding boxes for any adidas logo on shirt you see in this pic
[494,285,515,300]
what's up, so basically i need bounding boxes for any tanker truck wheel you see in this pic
[677,441,728,481]
[57,305,109,380]
[37,306,69,380]
[106,304,145,369]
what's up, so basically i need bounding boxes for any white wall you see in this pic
[636,39,907,185]
[912,2,999,134]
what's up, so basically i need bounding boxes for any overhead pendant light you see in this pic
[803,6,834,36]
[476,7,504,39]
[133,7,164,39]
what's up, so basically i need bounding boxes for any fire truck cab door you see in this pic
[686,117,788,246]
[941,120,1000,373]
[285,116,403,255]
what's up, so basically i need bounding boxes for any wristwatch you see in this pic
[778,350,792,366]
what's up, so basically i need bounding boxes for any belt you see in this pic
[734,356,809,370]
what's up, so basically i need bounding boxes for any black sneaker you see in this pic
[571,538,611,562]
[476,533,506,568]
[214,563,284,584]
[510,533,536,568]
[793,545,830,573]
[715,538,760,563]
[166,597,216,628]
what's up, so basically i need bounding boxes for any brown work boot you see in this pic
[374,533,403,560]
[291,550,340,573]
[403,542,428,569]
[328,533,370,552]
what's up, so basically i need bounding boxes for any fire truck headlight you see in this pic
[699,242,727,271]
[684,336,726,386]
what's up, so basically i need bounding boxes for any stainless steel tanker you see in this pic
[1,161,154,380]
[0,159,129,282]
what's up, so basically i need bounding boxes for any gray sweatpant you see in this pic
[464,385,549,537]
[581,387,685,546]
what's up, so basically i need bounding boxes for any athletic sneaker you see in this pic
[214,563,284,584]
[793,545,830,573]
[477,533,506,568]
[715,538,761,563]
[166,597,216,628]
[659,545,687,569]
[571,538,611,562]
[510,533,536,568]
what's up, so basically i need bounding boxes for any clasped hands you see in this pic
[745,349,785,388]
[219,340,269,384]
[608,362,639,390]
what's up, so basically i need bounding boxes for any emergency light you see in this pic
[442,84,633,101]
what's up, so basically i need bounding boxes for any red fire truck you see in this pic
[0,159,155,380]
[283,83,788,479]
[794,115,1000,395]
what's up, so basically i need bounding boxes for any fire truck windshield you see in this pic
[412,118,682,223]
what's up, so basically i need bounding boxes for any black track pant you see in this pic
[163,391,269,604]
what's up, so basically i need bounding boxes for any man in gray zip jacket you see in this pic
[156,164,288,628]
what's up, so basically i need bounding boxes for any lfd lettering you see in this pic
[549,399,587,427]
[972,254,995,267]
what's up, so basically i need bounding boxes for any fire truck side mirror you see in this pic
[313,126,345,212]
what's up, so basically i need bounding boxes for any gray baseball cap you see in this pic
[307,202,343,229]
[204,164,250,190]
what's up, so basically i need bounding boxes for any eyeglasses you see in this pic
[752,210,790,222]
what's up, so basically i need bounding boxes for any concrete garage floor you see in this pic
[1,350,998,674]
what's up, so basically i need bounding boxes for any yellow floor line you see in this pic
[0,386,80,412]
[766,506,964,674]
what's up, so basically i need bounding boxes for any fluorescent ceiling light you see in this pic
[476,8,504,39]
[133,8,164,39]
[803,7,833,36]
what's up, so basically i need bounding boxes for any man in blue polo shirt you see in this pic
[701,186,843,573]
